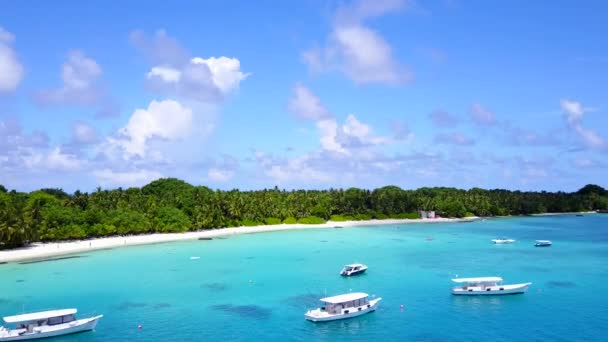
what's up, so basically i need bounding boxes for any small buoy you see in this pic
[400,304,404,309]
[137,325,142,330]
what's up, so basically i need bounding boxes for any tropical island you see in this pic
[1,178,607,251]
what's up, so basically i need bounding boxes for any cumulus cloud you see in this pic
[207,168,234,182]
[104,99,193,159]
[146,56,249,102]
[288,84,331,120]
[35,50,103,105]
[0,118,49,153]
[560,99,606,149]
[302,0,411,85]
[288,85,394,154]
[133,30,249,103]
[0,27,24,93]
[23,147,83,171]
[93,168,163,187]
[470,103,496,125]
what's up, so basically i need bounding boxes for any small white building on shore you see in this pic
[419,210,436,219]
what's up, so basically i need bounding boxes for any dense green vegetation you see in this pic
[1,179,607,249]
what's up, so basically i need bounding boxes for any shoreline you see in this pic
[0,217,477,263]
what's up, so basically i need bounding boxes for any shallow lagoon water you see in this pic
[1,215,607,341]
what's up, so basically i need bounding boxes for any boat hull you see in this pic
[0,316,102,341]
[340,268,367,276]
[492,240,515,244]
[305,298,381,322]
[452,283,531,296]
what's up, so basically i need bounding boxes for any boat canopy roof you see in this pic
[344,263,366,268]
[452,277,503,283]
[320,292,369,304]
[535,240,551,243]
[3,309,76,324]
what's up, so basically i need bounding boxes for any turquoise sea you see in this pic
[1,215,607,341]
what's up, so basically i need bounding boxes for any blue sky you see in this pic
[1,0,607,192]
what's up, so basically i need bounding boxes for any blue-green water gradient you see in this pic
[1,215,607,341]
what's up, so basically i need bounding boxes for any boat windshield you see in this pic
[324,298,368,313]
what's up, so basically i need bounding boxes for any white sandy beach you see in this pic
[0,217,478,263]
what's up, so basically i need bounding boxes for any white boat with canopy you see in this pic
[451,277,531,295]
[492,238,515,244]
[0,309,102,341]
[534,240,552,247]
[305,292,381,322]
[340,263,368,276]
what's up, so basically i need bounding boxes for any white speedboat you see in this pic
[340,263,368,276]
[0,309,102,341]
[451,277,531,295]
[305,292,381,322]
[492,238,515,244]
[535,240,552,247]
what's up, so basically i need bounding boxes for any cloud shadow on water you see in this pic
[115,301,148,311]
[209,304,271,320]
[546,280,577,288]
[200,283,229,291]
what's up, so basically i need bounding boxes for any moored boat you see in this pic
[304,292,381,322]
[451,277,531,295]
[492,238,515,244]
[535,240,552,247]
[340,263,368,276]
[0,309,102,341]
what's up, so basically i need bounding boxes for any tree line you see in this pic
[1,179,607,249]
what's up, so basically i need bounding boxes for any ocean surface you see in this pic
[1,215,608,341]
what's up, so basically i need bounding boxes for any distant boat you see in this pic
[492,238,515,244]
[451,277,531,295]
[576,214,583,217]
[304,292,381,322]
[190,256,200,260]
[340,263,368,276]
[0,309,102,341]
[535,240,552,247]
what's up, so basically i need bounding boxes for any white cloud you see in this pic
[332,25,411,85]
[316,115,392,155]
[106,99,193,159]
[256,152,334,185]
[288,84,331,120]
[470,103,496,125]
[207,168,234,182]
[560,99,606,149]
[191,57,249,94]
[23,147,82,171]
[146,56,249,103]
[147,66,181,83]
[136,30,249,103]
[560,99,584,125]
[36,50,103,105]
[317,119,347,153]
[94,168,162,187]
[0,27,24,93]
[302,0,411,85]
